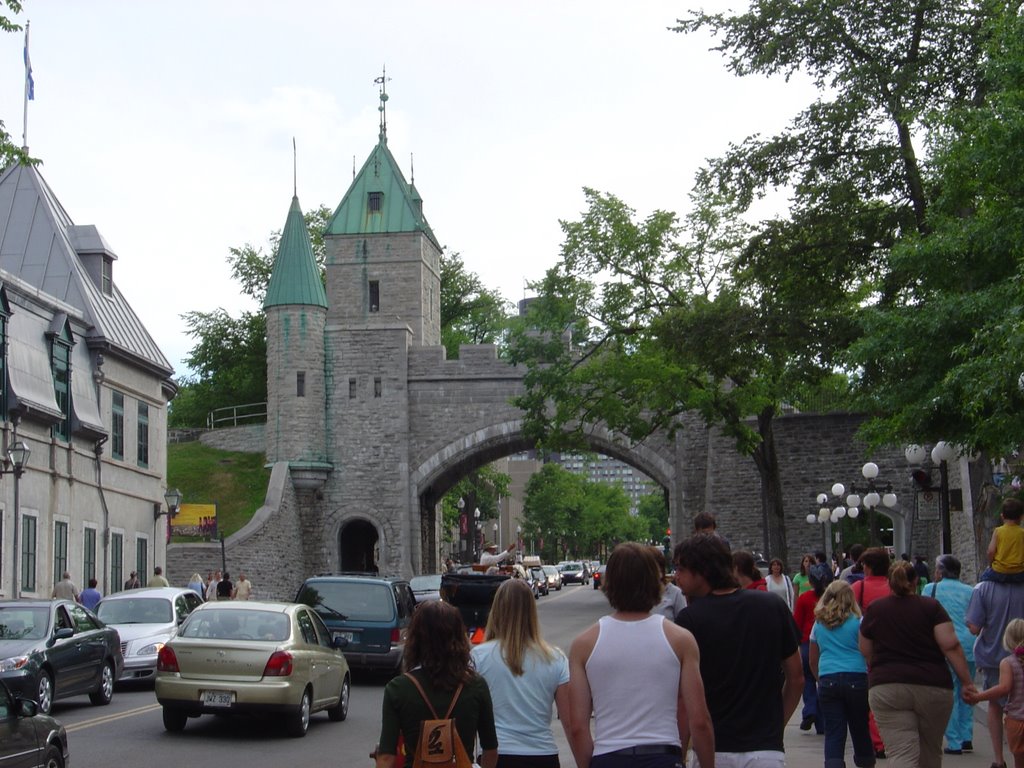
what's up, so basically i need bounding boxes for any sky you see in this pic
[0,1,819,378]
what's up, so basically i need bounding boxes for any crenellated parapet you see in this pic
[407,344,527,380]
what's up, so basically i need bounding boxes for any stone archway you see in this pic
[339,519,380,574]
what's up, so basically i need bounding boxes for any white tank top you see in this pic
[586,614,682,755]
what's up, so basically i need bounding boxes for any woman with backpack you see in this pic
[472,578,571,768]
[375,600,498,768]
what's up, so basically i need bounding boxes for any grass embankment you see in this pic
[167,442,270,541]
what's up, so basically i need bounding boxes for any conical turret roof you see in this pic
[264,195,327,309]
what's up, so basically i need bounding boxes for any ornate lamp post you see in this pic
[906,442,956,554]
[493,521,499,550]
[814,463,899,559]
[473,507,481,562]
[3,439,30,599]
[457,497,467,561]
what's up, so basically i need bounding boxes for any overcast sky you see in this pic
[0,1,818,377]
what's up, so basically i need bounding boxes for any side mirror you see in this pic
[53,627,74,641]
[16,697,38,717]
[332,633,348,650]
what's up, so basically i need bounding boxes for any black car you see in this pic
[0,678,69,767]
[558,562,589,585]
[0,599,123,714]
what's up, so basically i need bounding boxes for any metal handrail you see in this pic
[206,402,267,429]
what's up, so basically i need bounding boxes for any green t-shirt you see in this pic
[378,670,497,759]
[793,572,812,595]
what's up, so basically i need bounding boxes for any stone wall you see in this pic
[200,424,265,454]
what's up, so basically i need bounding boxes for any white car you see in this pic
[94,587,204,682]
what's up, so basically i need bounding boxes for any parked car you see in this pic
[558,561,589,585]
[593,564,607,590]
[296,574,416,673]
[0,678,69,767]
[528,566,549,596]
[94,587,204,683]
[155,600,350,737]
[0,599,123,715]
[541,565,563,591]
[409,574,442,604]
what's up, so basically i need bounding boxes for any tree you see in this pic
[636,491,669,544]
[440,251,512,358]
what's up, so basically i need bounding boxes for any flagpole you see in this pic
[22,20,31,152]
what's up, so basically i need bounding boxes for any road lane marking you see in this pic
[65,703,161,732]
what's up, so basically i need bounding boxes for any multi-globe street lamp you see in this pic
[811,462,899,560]
[905,441,957,554]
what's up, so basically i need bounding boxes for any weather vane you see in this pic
[374,66,391,143]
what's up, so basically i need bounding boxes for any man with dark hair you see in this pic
[568,542,714,768]
[840,543,866,582]
[674,534,802,767]
[692,512,730,549]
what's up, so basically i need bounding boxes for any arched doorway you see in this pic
[339,519,379,573]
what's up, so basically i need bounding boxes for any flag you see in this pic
[23,25,33,101]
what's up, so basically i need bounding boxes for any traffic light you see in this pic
[911,468,935,491]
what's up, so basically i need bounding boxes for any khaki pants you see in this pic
[868,683,952,768]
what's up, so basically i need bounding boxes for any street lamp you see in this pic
[160,487,182,519]
[457,497,467,561]
[906,442,957,554]
[815,463,899,558]
[493,521,499,550]
[474,507,481,562]
[2,439,30,599]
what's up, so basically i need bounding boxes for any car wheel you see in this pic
[287,688,312,737]
[89,661,114,706]
[42,744,64,768]
[162,706,188,732]
[328,675,350,722]
[36,670,53,715]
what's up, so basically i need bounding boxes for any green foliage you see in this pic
[440,466,511,547]
[521,463,644,562]
[440,251,513,358]
[636,491,669,543]
[848,6,1024,454]
[166,442,271,540]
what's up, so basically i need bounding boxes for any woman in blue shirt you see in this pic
[471,578,570,767]
[809,579,874,768]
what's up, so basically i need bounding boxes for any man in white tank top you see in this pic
[568,542,715,768]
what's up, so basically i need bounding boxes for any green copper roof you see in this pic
[326,139,438,248]
[264,196,327,309]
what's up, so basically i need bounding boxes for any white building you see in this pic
[0,162,175,599]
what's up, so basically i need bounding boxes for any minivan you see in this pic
[296,574,416,673]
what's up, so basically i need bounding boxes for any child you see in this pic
[982,498,1024,583]
[969,618,1024,768]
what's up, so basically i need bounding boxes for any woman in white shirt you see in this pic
[472,578,571,768]
[766,558,795,609]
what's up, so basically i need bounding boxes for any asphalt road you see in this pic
[46,581,609,768]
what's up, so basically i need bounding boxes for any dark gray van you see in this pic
[296,574,416,673]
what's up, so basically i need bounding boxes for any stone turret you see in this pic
[263,195,329,474]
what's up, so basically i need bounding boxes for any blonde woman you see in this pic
[471,578,570,768]
[809,580,872,768]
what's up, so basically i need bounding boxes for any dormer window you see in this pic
[50,324,72,442]
[368,191,383,213]
[101,257,113,296]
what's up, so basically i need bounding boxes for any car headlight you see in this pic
[136,641,166,656]
[0,655,29,672]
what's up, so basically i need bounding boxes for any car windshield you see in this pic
[542,566,557,575]
[409,575,441,592]
[301,582,395,622]
[96,597,173,624]
[180,609,290,641]
[559,563,581,572]
[0,607,49,640]
[529,567,545,579]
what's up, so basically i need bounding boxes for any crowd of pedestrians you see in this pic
[367,504,1024,768]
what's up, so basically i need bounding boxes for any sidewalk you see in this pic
[780,704,999,768]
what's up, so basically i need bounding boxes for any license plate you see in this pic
[202,690,234,707]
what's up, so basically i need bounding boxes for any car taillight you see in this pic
[263,651,293,677]
[390,628,402,645]
[157,646,179,673]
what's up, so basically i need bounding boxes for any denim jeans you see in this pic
[818,672,875,768]
[801,642,823,732]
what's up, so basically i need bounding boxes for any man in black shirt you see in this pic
[216,571,234,601]
[674,534,802,766]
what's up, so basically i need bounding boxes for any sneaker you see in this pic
[962,741,973,752]
[944,748,963,755]
[799,715,814,731]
